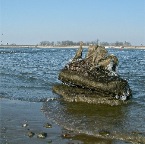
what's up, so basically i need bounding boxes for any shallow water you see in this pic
[0,47,145,143]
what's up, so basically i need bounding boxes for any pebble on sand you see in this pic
[27,131,35,138]
[43,123,52,128]
[37,132,47,139]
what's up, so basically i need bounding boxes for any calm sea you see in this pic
[0,47,145,142]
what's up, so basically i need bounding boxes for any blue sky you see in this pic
[0,0,145,45]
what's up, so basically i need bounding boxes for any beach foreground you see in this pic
[0,98,127,144]
[0,98,79,144]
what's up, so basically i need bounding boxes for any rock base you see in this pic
[53,84,129,106]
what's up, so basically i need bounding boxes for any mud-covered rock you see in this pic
[58,68,131,99]
[53,84,129,106]
[43,123,52,128]
[27,131,35,138]
[37,132,47,139]
[53,43,132,105]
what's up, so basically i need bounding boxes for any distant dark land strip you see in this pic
[0,45,145,49]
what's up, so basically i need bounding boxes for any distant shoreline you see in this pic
[0,45,145,49]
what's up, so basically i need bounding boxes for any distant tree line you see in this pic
[40,40,131,47]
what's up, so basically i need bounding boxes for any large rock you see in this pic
[53,43,132,105]
[53,84,129,105]
[58,68,131,97]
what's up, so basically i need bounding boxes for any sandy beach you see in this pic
[0,98,83,144]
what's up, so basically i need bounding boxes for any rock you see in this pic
[61,130,75,139]
[27,131,35,137]
[44,123,52,128]
[61,133,72,138]
[37,132,47,139]
[53,43,132,105]
[53,84,127,105]
[22,123,28,127]
[58,68,131,98]
[86,45,108,67]
[61,132,74,139]
[72,41,83,61]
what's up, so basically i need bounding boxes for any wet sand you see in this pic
[0,98,128,144]
[0,98,81,144]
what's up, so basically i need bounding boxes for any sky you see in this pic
[0,0,145,45]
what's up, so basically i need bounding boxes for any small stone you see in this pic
[22,123,28,127]
[61,133,72,138]
[27,131,35,137]
[37,132,47,139]
[44,123,52,128]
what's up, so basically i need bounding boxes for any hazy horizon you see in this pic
[0,0,145,45]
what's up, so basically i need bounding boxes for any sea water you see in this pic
[0,47,145,143]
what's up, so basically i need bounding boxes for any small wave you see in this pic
[0,92,58,103]
[0,48,45,55]
[0,49,28,54]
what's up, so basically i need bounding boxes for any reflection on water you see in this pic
[42,99,145,143]
[0,47,145,143]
